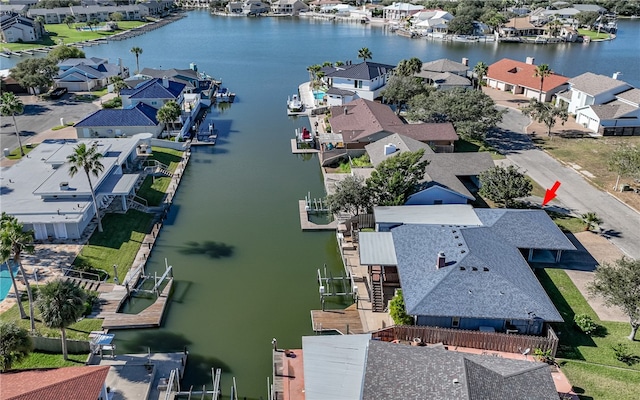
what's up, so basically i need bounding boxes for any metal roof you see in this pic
[359,232,397,265]
[302,334,371,400]
[374,204,483,226]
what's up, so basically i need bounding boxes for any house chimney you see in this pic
[59,182,69,190]
[162,76,169,88]
[612,72,621,80]
[436,252,446,269]
[462,57,469,66]
[525,56,535,65]
[344,107,348,115]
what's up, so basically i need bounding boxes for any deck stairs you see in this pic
[65,276,102,292]
[143,160,173,177]
[127,195,151,213]
[371,274,385,312]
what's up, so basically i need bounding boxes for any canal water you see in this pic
[11,12,640,398]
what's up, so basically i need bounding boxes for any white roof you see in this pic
[303,334,371,400]
[359,232,397,265]
[374,204,483,226]
[383,2,424,12]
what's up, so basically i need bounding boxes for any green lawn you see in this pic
[12,352,88,370]
[73,210,153,283]
[0,300,102,340]
[578,29,611,40]
[535,268,640,399]
[6,144,38,160]
[454,138,505,160]
[151,146,183,173]
[137,175,170,206]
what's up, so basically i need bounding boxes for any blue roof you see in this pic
[120,78,185,100]
[75,102,159,127]
[386,209,574,322]
[326,61,395,80]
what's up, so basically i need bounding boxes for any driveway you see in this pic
[487,106,640,260]
[0,93,98,153]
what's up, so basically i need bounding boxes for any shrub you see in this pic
[574,314,598,335]
[612,343,636,365]
[389,289,413,325]
[102,97,122,109]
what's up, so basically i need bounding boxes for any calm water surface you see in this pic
[15,12,640,398]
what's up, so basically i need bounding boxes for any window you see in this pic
[452,317,460,328]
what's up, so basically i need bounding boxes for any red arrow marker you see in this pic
[542,181,561,207]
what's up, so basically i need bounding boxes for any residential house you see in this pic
[55,57,129,92]
[270,0,309,16]
[560,25,580,42]
[358,204,575,334]
[277,334,561,400]
[382,2,424,21]
[136,63,217,105]
[555,72,640,136]
[498,16,546,38]
[362,133,494,205]
[75,102,163,138]
[0,5,29,16]
[0,135,151,240]
[416,58,472,90]
[120,77,186,110]
[324,98,458,164]
[0,13,43,43]
[322,60,395,103]
[486,57,569,102]
[138,0,175,17]
[0,366,111,400]
[28,5,143,24]
[243,0,272,15]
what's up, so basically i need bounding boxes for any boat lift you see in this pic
[305,191,329,213]
[167,368,223,400]
[317,264,356,311]
[133,258,173,296]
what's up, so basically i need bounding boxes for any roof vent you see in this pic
[483,267,489,272]
[343,107,348,115]
[384,143,397,155]
[459,266,465,271]
[59,182,69,190]
[471,267,478,271]
[436,252,446,269]
[453,378,460,384]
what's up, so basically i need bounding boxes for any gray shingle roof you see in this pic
[325,87,355,96]
[362,208,574,321]
[421,58,469,74]
[589,100,638,120]
[616,88,640,106]
[325,61,395,80]
[569,72,631,97]
[362,341,558,400]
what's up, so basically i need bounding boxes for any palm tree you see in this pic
[533,64,552,103]
[581,212,602,231]
[63,15,76,28]
[357,47,372,61]
[335,61,345,67]
[473,61,488,90]
[130,46,143,73]
[110,76,128,95]
[37,280,87,360]
[86,20,94,31]
[67,143,105,233]
[0,213,36,332]
[0,321,32,372]
[0,93,25,157]
[306,64,321,83]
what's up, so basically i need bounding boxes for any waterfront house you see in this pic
[136,64,217,105]
[0,135,150,240]
[363,134,494,205]
[557,72,633,114]
[75,102,164,138]
[322,60,395,103]
[225,0,269,15]
[270,0,309,16]
[120,77,186,110]
[0,366,110,400]
[0,12,43,43]
[498,16,546,38]
[382,2,424,21]
[486,57,569,102]
[415,58,472,90]
[28,5,143,24]
[276,334,561,400]
[55,57,129,92]
[322,99,458,165]
[358,204,575,334]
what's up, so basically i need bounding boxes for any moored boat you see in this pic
[215,87,236,103]
[287,94,304,113]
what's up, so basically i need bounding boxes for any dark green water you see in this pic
[66,12,640,398]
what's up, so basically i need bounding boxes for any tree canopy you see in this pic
[381,75,430,114]
[0,322,32,372]
[366,149,429,206]
[326,175,372,217]
[395,57,423,77]
[576,11,600,28]
[588,257,640,340]
[0,93,25,156]
[47,44,85,63]
[357,47,372,61]
[479,165,532,207]
[520,99,568,137]
[9,58,58,94]
[607,145,640,191]
[407,88,506,141]
[447,15,475,35]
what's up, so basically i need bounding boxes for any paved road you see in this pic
[487,106,640,260]
[0,94,98,153]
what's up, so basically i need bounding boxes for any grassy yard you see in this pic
[5,144,38,160]
[136,147,184,206]
[0,300,102,340]
[535,268,640,399]
[150,146,183,173]
[12,352,88,370]
[578,29,612,40]
[454,138,506,160]
[73,210,153,282]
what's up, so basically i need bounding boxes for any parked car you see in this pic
[49,87,68,99]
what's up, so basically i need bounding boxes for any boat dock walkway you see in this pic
[290,139,319,154]
[299,200,337,231]
[310,304,364,334]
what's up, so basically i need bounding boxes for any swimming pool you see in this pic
[0,262,19,301]
[313,91,325,100]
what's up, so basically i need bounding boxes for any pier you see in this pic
[298,200,337,231]
[310,304,364,334]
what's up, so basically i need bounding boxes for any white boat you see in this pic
[287,94,304,112]
[215,87,235,103]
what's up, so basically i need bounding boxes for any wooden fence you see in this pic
[371,325,559,357]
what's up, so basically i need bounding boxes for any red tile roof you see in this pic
[487,58,569,92]
[0,366,110,400]
[329,99,458,143]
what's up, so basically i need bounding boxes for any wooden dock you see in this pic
[100,278,173,330]
[290,139,319,154]
[311,303,364,334]
[299,200,337,231]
